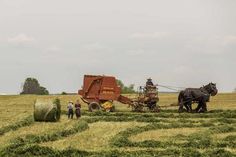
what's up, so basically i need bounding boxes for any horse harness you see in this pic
[181,87,210,105]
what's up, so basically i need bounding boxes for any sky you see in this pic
[0,0,235,94]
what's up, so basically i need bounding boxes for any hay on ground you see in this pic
[34,98,61,122]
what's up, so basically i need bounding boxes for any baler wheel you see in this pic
[89,102,101,112]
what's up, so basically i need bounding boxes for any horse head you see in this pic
[205,82,218,96]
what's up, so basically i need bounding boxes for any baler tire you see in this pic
[89,102,101,112]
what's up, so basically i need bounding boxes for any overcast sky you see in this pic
[0,0,235,94]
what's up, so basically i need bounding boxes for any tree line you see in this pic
[116,79,136,94]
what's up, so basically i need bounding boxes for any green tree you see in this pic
[38,86,49,95]
[61,91,67,95]
[21,78,49,95]
[116,79,136,94]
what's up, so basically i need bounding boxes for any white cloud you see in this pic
[45,46,62,53]
[222,35,236,46]
[7,34,35,45]
[129,32,170,39]
[174,65,193,74]
[184,35,236,55]
[125,49,146,56]
[83,42,108,51]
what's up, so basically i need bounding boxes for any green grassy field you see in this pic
[0,93,236,157]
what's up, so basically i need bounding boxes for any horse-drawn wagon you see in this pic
[78,75,159,112]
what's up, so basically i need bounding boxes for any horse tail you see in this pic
[178,90,184,112]
[178,91,184,105]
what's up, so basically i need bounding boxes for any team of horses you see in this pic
[177,82,218,113]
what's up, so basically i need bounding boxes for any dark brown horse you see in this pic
[178,83,218,113]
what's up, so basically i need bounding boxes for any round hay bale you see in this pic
[34,98,61,122]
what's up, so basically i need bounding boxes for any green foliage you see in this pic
[218,135,236,148]
[210,125,235,134]
[116,79,136,94]
[210,118,236,124]
[204,149,236,157]
[185,132,212,149]
[39,86,49,95]
[181,148,201,157]
[21,77,49,95]
[61,91,67,95]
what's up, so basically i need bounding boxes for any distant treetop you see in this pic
[21,77,49,95]
[116,79,136,94]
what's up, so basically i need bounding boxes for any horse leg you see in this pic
[184,102,191,112]
[188,103,193,112]
[178,101,184,113]
[178,92,184,113]
[183,98,191,112]
[196,101,207,113]
[188,103,192,112]
[195,102,202,113]
[202,101,207,112]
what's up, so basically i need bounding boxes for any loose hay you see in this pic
[34,98,61,122]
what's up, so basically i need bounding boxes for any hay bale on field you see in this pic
[34,98,61,122]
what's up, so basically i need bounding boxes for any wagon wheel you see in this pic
[150,103,160,112]
[89,102,101,112]
[132,102,144,112]
[152,105,160,112]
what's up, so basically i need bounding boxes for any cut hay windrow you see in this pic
[34,98,61,122]
[0,116,34,136]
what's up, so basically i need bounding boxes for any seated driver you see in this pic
[146,78,154,86]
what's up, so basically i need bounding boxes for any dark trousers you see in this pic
[75,108,81,119]
[68,109,73,119]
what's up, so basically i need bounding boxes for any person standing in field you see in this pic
[75,99,81,119]
[67,101,74,119]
